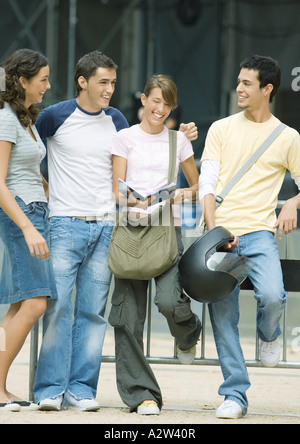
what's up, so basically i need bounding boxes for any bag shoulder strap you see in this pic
[215,122,287,208]
[168,130,177,185]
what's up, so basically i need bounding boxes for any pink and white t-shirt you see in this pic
[111,124,194,223]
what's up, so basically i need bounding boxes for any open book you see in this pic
[118,179,176,206]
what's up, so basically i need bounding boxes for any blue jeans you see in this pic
[208,231,287,415]
[34,217,114,403]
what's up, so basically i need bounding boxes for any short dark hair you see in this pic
[74,50,118,96]
[240,55,281,103]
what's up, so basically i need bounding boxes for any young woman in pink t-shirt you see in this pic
[109,74,202,416]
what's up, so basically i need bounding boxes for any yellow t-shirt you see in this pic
[201,112,300,236]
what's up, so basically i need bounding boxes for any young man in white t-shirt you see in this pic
[33,51,198,412]
[199,55,300,419]
[33,51,128,412]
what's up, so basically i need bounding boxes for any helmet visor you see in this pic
[207,252,253,286]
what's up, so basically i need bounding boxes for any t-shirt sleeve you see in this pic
[104,107,129,132]
[0,111,17,144]
[201,120,225,163]
[111,131,129,159]
[178,131,194,163]
[285,130,300,177]
[35,106,57,140]
[36,100,78,140]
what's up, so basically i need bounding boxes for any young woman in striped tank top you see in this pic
[0,49,56,412]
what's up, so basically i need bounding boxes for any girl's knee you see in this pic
[21,297,47,323]
[156,294,193,323]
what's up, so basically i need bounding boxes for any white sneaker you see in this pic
[137,400,160,415]
[216,400,244,419]
[66,393,100,412]
[259,338,280,368]
[39,395,63,411]
[177,345,196,365]
[0,401,21,412]
[14,401,40,411]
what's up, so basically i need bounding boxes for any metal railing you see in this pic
[28,201,300,400]
[101,281,300,370]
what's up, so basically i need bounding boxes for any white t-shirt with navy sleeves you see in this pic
[36,99,129,218]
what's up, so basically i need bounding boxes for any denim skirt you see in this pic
[0,197,57,304]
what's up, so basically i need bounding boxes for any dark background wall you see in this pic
[1,0,300,159]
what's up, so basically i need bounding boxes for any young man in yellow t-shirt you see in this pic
[199,55,300,419]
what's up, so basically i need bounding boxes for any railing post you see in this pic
[29,322,39,402]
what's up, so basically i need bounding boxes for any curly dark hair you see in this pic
[0,49,48,126]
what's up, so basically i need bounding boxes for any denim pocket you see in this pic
[101,224,114,247]
[15,196,35,215]
[50,219,73,277]
[50,218,72,241]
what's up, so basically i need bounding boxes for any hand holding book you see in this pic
[118,179,177,208]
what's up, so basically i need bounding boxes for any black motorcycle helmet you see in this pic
[179,227,252,303]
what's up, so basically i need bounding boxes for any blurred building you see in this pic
[1,0,300,162]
